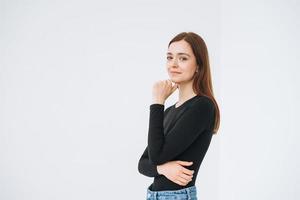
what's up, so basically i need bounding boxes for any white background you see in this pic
[0,0,299,199]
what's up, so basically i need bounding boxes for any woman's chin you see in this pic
[169,79,180,84]
[169,77,181,82]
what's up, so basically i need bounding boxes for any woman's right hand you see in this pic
[157,161,194,186]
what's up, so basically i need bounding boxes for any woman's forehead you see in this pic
[168,40,192,54]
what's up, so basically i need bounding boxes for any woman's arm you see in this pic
[138,146,195,186]
[138,106,173,177]
[138,146,161,177]
[147,97,215,165]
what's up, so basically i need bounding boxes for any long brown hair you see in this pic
[168,32,220,134]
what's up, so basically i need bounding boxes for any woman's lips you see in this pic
[170,72,181,75]
[170,72,181,76]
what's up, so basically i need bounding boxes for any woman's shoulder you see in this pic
[192,95,215,111]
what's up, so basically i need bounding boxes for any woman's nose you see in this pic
[170,58,178,67]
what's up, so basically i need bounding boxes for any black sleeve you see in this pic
[138,146,161,177]
[137,106,172,177]
[147,97,215,165]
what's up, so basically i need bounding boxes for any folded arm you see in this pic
[147,97,215,165]
[138,146,161,177]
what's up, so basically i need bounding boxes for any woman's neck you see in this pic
[176,81,197,105]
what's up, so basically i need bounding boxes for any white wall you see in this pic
[0,0,221,199]
[0,0,299,199]
[219,0,300,199]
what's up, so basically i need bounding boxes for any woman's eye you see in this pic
[166,56,187,61]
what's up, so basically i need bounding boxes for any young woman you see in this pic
[138,32,220,200]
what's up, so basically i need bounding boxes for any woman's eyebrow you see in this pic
[167,52,190,57]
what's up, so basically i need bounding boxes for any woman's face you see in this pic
[166,40,198,84]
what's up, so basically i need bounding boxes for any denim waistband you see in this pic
[147,185,197,199]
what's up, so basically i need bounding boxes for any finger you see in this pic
[181,167,195,176]
[176,176,189,185]
[172,85,176,92]
[179,173,193,182]
[168,79,173,87]
[176,161,193,166]
[169,79,178,88]
[174,179,185,186]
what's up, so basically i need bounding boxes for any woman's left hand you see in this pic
[152,79,178,104]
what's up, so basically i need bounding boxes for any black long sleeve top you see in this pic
[138,95,216,191]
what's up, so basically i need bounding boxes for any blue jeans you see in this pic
[146,185,197,200]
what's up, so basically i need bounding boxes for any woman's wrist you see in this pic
[156,165,164,175]
[156,165,161,175]
[152,98,165,105]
